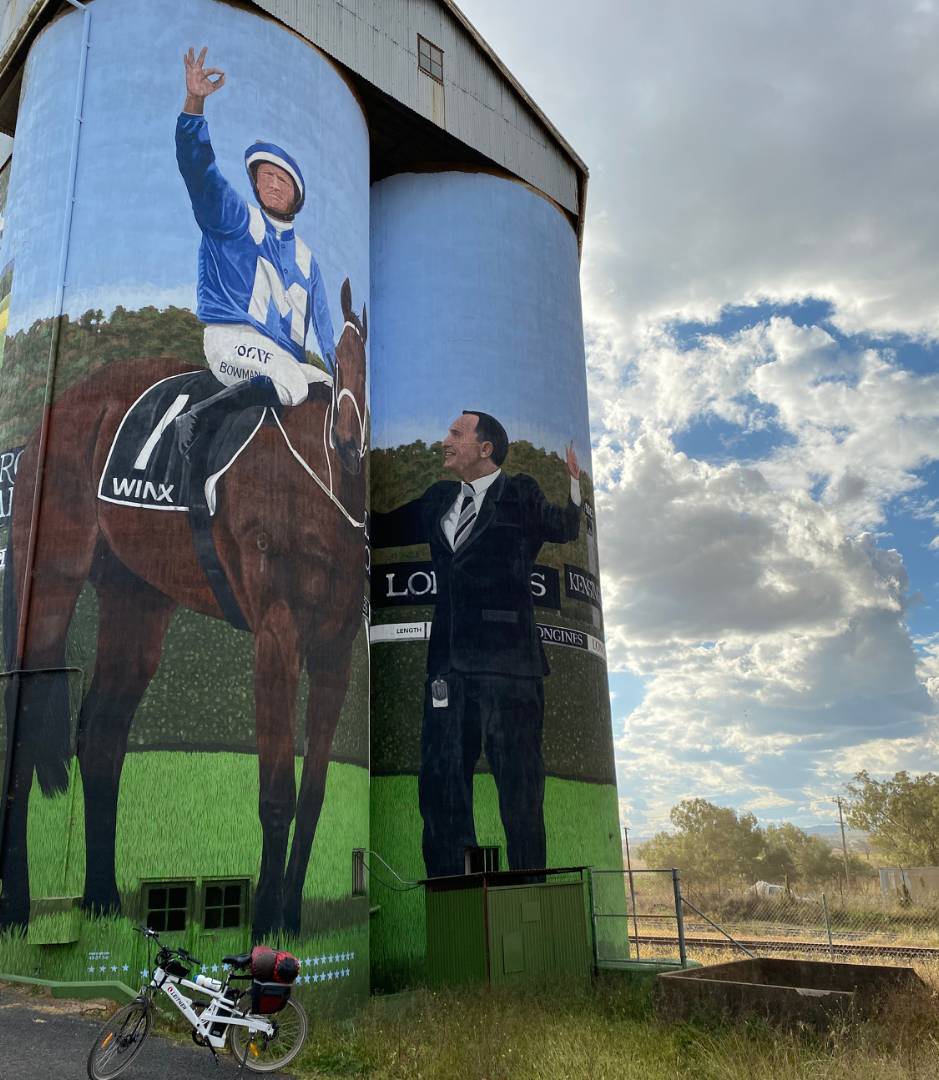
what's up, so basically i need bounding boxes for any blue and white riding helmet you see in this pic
[244,141,305,217]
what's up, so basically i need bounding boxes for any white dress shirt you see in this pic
[441,469,581,549]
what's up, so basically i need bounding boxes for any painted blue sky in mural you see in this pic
[5,0,368,347]
[463,0,939,835]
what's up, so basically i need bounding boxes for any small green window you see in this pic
[144,882,191,932]
[203,881,247,930]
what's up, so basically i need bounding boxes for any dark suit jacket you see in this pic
[371,472,581,678]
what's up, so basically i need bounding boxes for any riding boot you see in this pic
[175,376,280,460]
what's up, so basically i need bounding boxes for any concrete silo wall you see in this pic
[0,0,370,1008]
[368,170,620,987]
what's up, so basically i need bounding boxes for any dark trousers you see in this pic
[418,671,546,878]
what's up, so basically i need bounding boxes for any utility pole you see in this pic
[623,826,641,959]
[836,796,852,891]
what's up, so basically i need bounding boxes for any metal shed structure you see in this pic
[0,0,589,243]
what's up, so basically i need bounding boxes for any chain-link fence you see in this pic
[666,881,939,961]
[588,871,939,964]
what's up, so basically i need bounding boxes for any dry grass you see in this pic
[291,962,939,1080]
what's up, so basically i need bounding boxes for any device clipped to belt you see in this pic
[431,677,449,709]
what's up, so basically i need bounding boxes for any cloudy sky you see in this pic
[460,0,939,834]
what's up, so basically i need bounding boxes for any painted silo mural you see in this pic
[368,170,620,986]
[0,0,370,1007]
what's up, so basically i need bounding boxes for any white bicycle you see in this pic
[86,926,308,1078]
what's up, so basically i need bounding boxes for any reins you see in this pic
[273,318,367,530]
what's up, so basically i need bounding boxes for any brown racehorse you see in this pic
[0,279,367,939]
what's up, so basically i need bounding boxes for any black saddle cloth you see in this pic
[98,370,267,514]
[97,369,272,632]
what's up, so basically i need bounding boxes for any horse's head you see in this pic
[330,277,368,476]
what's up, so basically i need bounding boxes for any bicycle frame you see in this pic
[149,964,275,1051]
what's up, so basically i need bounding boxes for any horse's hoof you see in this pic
[0,898,30,933]
[81,894,122,919]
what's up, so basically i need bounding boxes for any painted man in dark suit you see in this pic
[371,411,582,877]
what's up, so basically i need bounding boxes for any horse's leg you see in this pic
[0,540,97,928]
[282,649,353,933]
[252,599,301,939]
[78,565,176,915]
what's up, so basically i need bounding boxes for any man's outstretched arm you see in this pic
[176,47,247,238]
[533,442,582,544]
[371,486,450,549]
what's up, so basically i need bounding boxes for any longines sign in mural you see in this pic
[373,559,602,612]
[369,619,607,662]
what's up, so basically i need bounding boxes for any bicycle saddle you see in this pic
[222,952,252,969]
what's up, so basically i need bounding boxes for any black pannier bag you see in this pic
[248,945,300,1014]
[250,981,292,1015]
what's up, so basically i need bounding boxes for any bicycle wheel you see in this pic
[87,999,152,1079]
[230,998,308,1073]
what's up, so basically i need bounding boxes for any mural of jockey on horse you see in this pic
[174,46,337,459]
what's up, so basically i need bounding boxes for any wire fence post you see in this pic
[672,868,687,967]
[822,892,834,962]
[587,868,600,968]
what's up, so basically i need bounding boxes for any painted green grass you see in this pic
[2,753,369,1007]
[368,775,622,989]
[24,753,367,899]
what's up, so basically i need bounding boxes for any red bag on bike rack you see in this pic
[249,946,300,1014]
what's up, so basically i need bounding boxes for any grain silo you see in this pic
[0,0,620,1006]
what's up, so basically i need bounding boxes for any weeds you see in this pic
[291,970,939,1080]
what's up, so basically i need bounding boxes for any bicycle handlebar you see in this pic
[134,925,202,967]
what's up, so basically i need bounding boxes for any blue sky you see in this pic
[462,0,939,835]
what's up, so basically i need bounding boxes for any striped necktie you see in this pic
[452,483,477,549]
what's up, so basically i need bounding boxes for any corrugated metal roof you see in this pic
[0,0,587,232]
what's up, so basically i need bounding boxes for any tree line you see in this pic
[637,773,939,894]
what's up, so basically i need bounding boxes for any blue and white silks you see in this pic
[176,113,336,403]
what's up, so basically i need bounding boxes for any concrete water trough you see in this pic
[656,957,929,1027]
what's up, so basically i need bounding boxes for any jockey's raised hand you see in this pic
[183,46,225,115]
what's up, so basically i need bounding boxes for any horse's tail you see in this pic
[3,478,72,797]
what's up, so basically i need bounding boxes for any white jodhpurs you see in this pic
[203,324,331,406]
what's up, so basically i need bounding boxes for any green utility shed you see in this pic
[425,868,593,987]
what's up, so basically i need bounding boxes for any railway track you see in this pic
[636,935,939,960]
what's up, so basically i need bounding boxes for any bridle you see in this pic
[328,320,368,462]
[273,317,368,530]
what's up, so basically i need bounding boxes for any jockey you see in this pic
[174,47,336,457]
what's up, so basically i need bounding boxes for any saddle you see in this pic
[98,371,272,631]
[98,370,269,516]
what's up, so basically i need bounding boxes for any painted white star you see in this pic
[87,966,94,974]
[140,970,149,978]
[110,966,118,972]
[122,964,129,972]
[303,957,311,966]
[99,966,106,973]
[312,957,320,966]
[211,964,218,973]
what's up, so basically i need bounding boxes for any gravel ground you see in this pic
[0,982,290,1079]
